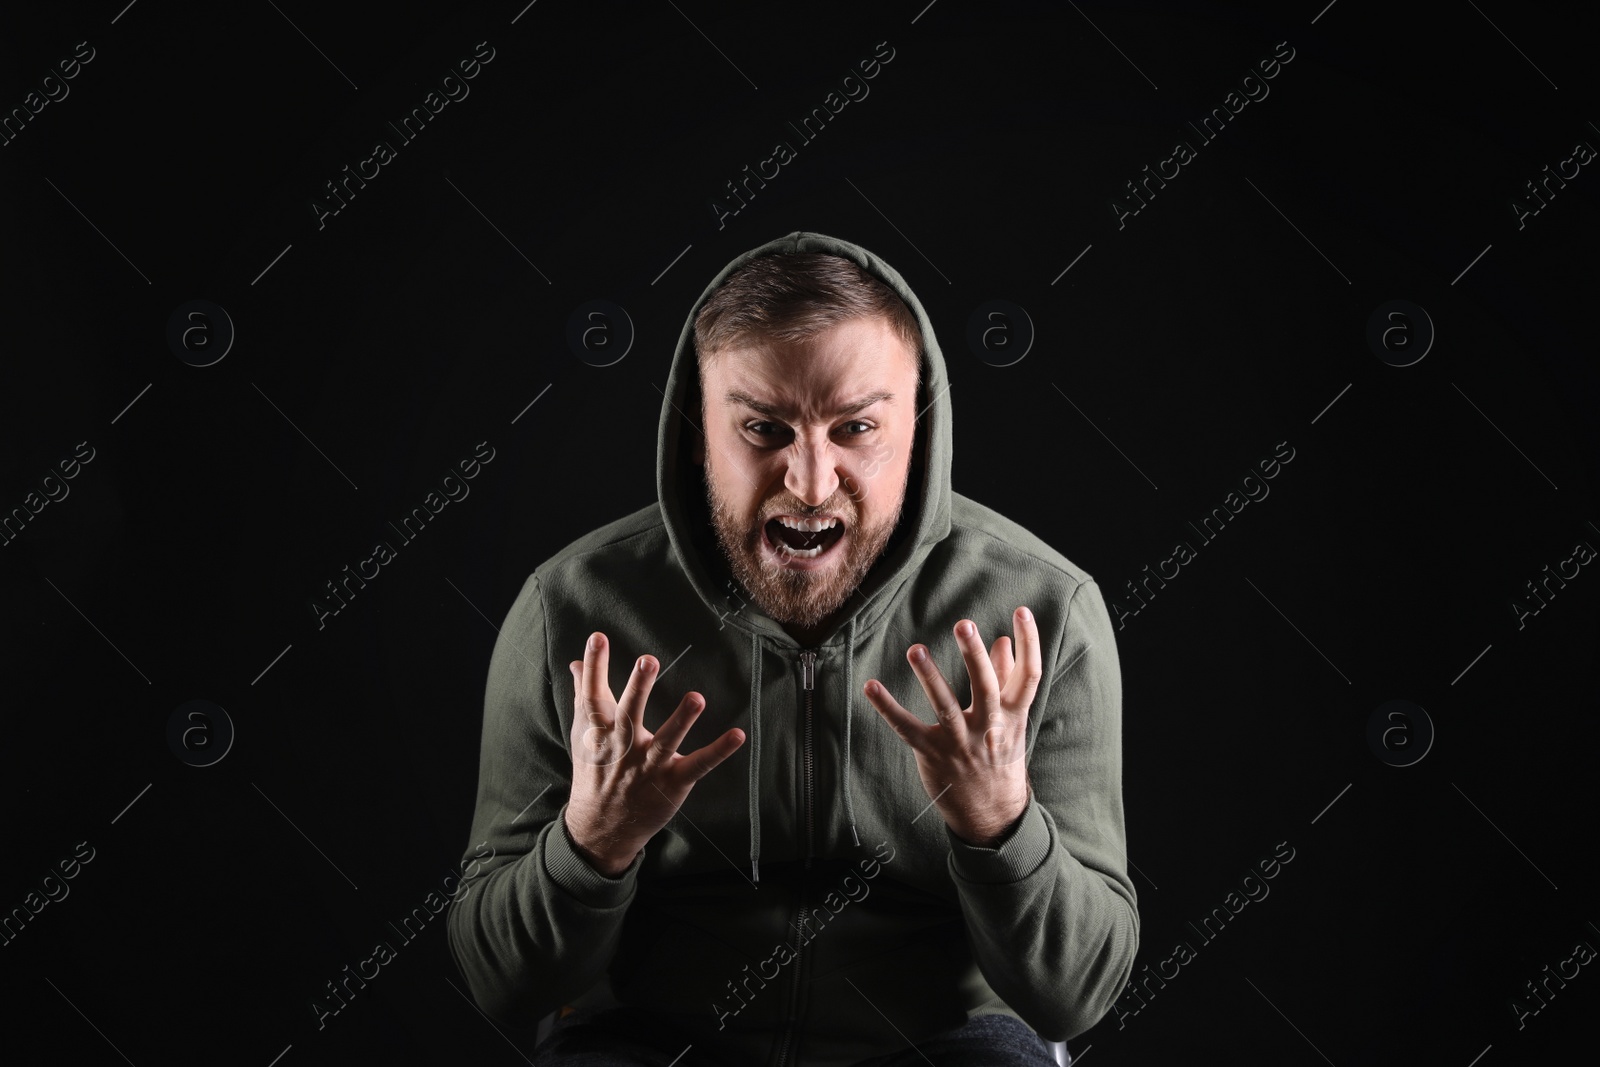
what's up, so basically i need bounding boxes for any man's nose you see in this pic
[785,436,841,507]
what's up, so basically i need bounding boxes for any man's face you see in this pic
[693,313,919,634]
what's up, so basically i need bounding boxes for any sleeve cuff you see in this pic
[946,800,1053,884]
[543,805,642,907]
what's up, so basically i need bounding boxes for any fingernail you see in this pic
[958,621,975,637]
[911,646,926,662]
[638,656,651,672]
[1019,607,1032,622]
[589,633,600,652]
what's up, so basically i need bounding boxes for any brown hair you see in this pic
[693,252,923,385]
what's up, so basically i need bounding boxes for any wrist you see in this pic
[948,787,1030,848]
[562,805,636,877]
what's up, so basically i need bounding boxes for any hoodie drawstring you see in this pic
[843,615,861,846]
[748,629,762,884]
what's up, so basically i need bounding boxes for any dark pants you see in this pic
[530,1006,1067,1066]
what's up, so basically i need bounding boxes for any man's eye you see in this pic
[744,421,874,438]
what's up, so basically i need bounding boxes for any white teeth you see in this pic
[776,516,839,532]
[767,515,842,560]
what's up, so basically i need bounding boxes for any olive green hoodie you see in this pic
[447,231,1138,1065]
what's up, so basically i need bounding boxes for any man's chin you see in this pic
[738,554,848,629]
[737,528,888,630]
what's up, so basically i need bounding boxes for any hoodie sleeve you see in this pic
[941,577,1140,1041]
[447,572,645,1030]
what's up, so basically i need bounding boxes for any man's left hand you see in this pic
[864,606,1042,848]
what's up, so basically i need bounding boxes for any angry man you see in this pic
[449,231,1138,1067]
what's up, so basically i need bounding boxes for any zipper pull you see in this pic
[800,650,815,690]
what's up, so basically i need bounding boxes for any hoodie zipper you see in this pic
[800,649,817,867]
[774,648,818,1067]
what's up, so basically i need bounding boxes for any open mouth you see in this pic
[763,515,846,561]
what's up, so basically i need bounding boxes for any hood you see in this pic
[656,230,953,641]
[654,231,954,880]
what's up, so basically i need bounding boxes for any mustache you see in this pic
[760,503,852,524]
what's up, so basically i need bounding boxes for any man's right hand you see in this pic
[563,631,746,876]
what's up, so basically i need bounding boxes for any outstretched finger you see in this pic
[906,644,968,740]
[953,620,1001,717]
[568,660,588,733]
[582,631,616,723]
[863,679,933,753]
[1004,607,1044,711]
[617,654,661,746]
[677,726,747,781]
[646,690,705,766]
[989,636,1014,691]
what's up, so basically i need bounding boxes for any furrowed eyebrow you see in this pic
[725,390,894,419]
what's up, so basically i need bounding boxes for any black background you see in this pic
[1,1,1596,1063]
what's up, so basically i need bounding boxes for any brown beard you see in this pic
[701,452,908,631]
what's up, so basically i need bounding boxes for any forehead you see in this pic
[704,315,917,411]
